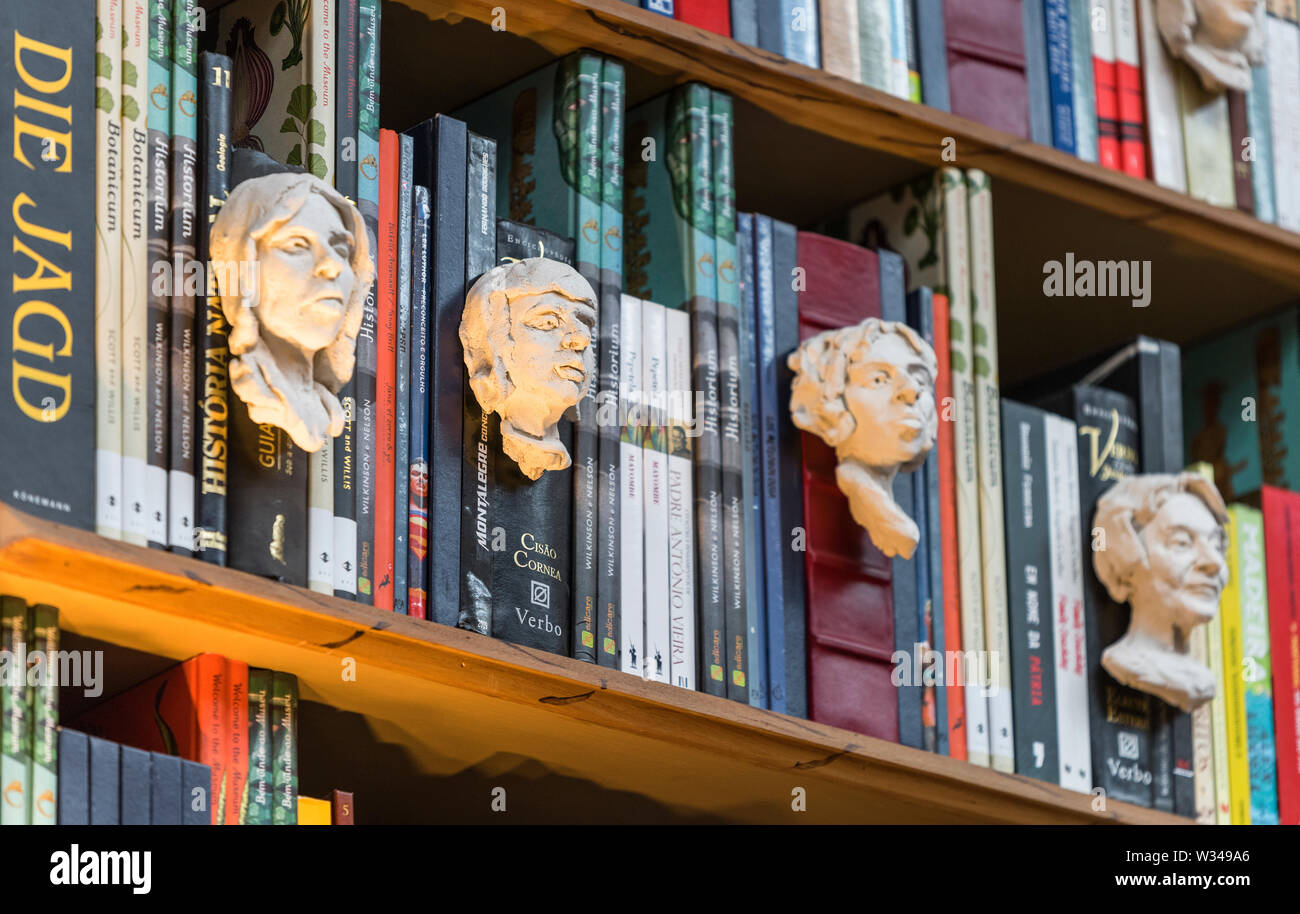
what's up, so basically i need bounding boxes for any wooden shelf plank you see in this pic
[0,504,1183,823]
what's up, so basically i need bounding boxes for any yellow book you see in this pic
[1221,506,1252,824]
[297,796,332,825]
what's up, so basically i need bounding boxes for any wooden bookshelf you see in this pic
[0,503,1181,824]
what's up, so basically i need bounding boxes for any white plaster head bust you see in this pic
[1093,472,1229,712]
[211,170,373,453]
[1157,0,1264,93]
[787,318,938,559]
[460,257,598,480]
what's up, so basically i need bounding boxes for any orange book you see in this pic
[932,294,967,762]
[227,659,249,825]
[71,653,228,825]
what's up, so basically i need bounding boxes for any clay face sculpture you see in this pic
[211,170,373,453]
[1092,472,1229,712]
[787,318,938,559]
[1157,0,1264,93]
[460,257,598,480]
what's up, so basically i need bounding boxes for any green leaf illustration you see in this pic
[904,205,919,236]
[308,153,327,179]
[122,59,138,88]
[286,144,303,167]
[270,1,287,35]
[121,95,140,122]
[973,323,989,346]
[95,87,114,114]
[918,250,937,270]
[951,351,967,373]
[950,320,965,342]
[974,354,991,378]
[280,116,298,134]
[122,25,128,49]
[286,83,314,125]
[96,51,112,80]
[95,17,102,41]
[306,117,326,148]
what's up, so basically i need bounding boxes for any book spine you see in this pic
[596,58,625,667]
[904,0,921,101]
[431,115,468,627]
[122,0,151,546]
[1044,0,1078,155]
[933,292,966,759]
[180,760,209,824]
[675,0,731,34]
[246,668,273,825]
[916,446,939,750]
[408,184,431,620]
[1262,487,1300,824]
[1111,0,1147,178]
[88,736,121,824]
[227,399,307,585]
[1222,506,1253,822]
[119,746,150,824]
[1136,0,1186,191]
[818,0,861,83]
[307,414,335,592]
[571,54,603,661]
[780,0,820,67]
[643,300,672,683]
[1239,505,1279,823]
[646,0,675,16]
[145,0,171,549]
[271,672,298,825]
[167,0,197,556]
[456,215,490,638]
[149,752,180,824]
[195,653,226,824]
[943,170,988,766]
[1191,625,1217,823]
[374,128,398,610]
[1,598,31,824]
[1179,71,1235,208]
[97,0,124,540]
[1208,600,1232,821]
[391,133,413,613]
[196,51,232,565]
[730,0,757,43]
[889,0,910,98]
[711,91,747,703]
[1023,0,1054,147]
[1227,91,1255,215]
[1002,402,1059,781]
[737,213,766,708]
[29,605,58,824]
[226,659,248,824]
[666,306,699,690]
[458,132,495,633]
[1069,0,1099,161]
[58,730,89,825]
[333,0,359,599]
[771,217,807,717]
[1248,61,1276,223]
[354,0,379,604]
[915,0,950,110]
[1090,0,1121,170]
[619,295,646,676]
[857,0,893,93]
[1045,412,1090,792]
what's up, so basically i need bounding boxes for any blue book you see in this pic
[393,134,414,615]
[644,0,674,13]
[737,212,768,709]
[731,0,758,45]
[88,736,120,825]
[1044,0,1077,154]
[120,745,151,825]
[181,760,211,825]
[915,0,950,111]
[1068,0,1097,162]
[57,729,89,825]
[1022,0,1052,146]
[149,751,182,825]
[758,0,820,67]
[408,185,431,619]
[1249,63,1276,224]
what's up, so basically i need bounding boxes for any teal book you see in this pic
[246,668,274,825]
[1,597,31,824]
[627,84,725,695]
[1238,509,1279,823]
[270,671,298,825]
[29,604,57,824]
[1184,305,1300,498]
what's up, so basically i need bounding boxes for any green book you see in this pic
[29,604,57,825]
[1,597,32,824]
[270,671,298,825]
[246,668,274,825]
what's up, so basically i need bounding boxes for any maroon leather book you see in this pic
[944,0,1031,140]
[330,788,355,824]
[1227,91,1254,215]
[796,232,898,742]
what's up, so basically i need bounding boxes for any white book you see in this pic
[308,439,334,592]
[888,0,910,98]
[1266,10,1300,230]
[96,0,124,540]
[967,170,1014,774]
[1045,413,1091,794]
[857,0,893,92]
[619,294,646,677]
[1136,0,1187,192]
[665,306,697,691]
[1207,606,1231,822]
[121,0,150,546]
[1190,624,1217,823]
[642,299,671,684]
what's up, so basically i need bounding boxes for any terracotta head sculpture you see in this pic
[211,170,373,453]
[460,257,598,480]
[1093,471,1229,711]
[787,317,938,559]
[1156,0,1264,93]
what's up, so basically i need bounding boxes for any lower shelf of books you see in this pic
[0,503,1180,824]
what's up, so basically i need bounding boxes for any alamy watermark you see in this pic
[0,647,102,697]
[1042,254,1151,308]
[891,643,1001,696]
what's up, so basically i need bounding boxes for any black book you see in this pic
[168,0,199,557]
[355,209,378,604]
[333,0,361,600]
[181,759,211,825]
[1045,385,1153,807]
[57,729,89,825]
[148,751,182,825]
[881,249,921,748]
[409,115,468,627]
[455,135,497,636]
[0,1,95,529]
[1001,399,1060,781]
[88,735,120,825]
[120,745,151,825]
[772,218,808,718]
[196,51,233,565]
[462,221,577,655]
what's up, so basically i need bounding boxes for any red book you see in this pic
[71,653,228,825]
[331,788,355,824]
[1262,486,1300,824]
[374,129,399,611]
[226,659,248,825]
[932,292,966,761]
[1091,2,1121,171]
[1112,0,1147,178]
[796,232,897,742]
[674,0,730,36]
[944,0,1031,140]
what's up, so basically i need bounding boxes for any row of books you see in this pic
[56,729,211,825]
[625,0,1300,227]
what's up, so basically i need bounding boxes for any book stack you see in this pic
[56,729,211,825]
